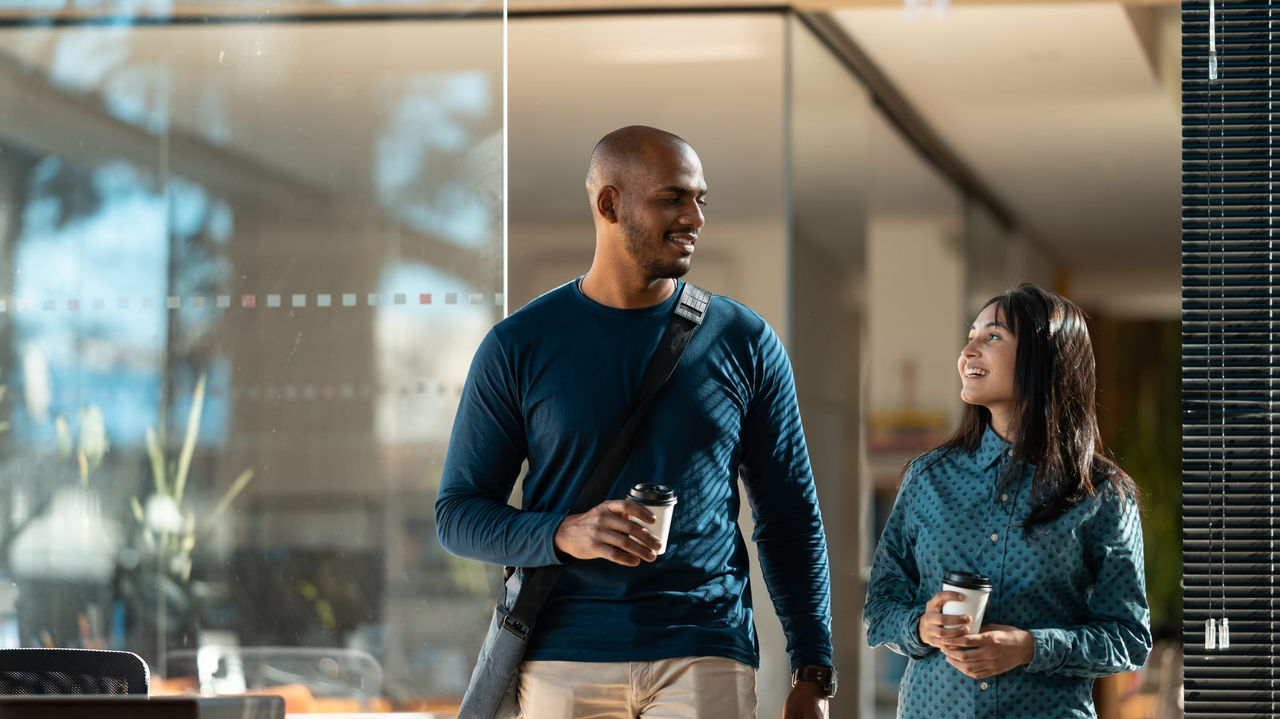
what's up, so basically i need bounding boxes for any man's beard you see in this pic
[621,213,691,280]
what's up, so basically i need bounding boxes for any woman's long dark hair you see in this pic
[937,283,1140,528]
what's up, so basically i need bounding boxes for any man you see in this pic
[436,126,834,718]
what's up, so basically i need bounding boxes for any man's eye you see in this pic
[696,198,708,207]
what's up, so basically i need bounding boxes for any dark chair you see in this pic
[0,648,149,696]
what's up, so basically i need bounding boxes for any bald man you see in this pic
[437,126,834,718]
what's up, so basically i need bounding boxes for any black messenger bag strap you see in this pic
[500,281,711,641]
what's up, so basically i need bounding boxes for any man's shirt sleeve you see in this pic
[864,465,936,660]
[434,328,565,568]
[1024,487,1152,677]
[737,324,834,671]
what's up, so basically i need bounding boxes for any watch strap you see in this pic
[792,665,837,698]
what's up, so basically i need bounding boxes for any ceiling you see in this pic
[830,3,1181,315]
[503,4,1181,316]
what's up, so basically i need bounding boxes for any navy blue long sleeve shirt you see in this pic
[864,425,1151,718]
[435,279,833,670]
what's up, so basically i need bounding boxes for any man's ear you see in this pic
[595,186,620,224]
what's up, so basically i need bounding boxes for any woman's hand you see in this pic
[940,623,1035,679]
[916,590,973,649]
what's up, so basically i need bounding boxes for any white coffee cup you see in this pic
[626,483,678,555]
[941,570,992,632]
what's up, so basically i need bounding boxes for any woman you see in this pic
[864,283,1151,718]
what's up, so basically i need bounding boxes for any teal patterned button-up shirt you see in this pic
[864,425,1151,719]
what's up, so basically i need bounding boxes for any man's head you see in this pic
[585,126,707,282]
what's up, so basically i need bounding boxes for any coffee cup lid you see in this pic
[627,483,677,505]
[944,571,992,590]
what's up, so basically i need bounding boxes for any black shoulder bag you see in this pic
[457,282,711,719]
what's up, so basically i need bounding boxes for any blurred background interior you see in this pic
[0,0,1180,716]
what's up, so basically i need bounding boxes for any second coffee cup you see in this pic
[626,483,678,555]
[941,570,992,632]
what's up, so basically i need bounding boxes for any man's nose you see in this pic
[681,200,705,228]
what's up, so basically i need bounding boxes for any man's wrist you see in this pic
[791,665,838,698]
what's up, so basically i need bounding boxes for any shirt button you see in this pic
[980,681,990,691]
[990,533,999,542]
[1000,493,1009,502]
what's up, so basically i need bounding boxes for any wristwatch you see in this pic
[791,665,838,698]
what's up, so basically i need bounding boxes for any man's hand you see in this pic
[553,500,661,566]
[783,681,828,719]
[939,623,1034,679]
[917,590,972,649]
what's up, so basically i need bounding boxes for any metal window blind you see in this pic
[1183,0,1280,715]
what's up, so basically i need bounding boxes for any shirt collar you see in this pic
[977,423,1013,470]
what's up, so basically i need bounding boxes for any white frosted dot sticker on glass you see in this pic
[216,296,231,308]
[342,294,356,307]
[367,293,379,306]
[317,294,331,307]
[267,295,281,308]
[393,293,406,305]
[167,296,181,309]
[117,298,129,310]
[92,299,105,310]
[43,300,55,311]
[445,293,458,305]
[192,296,206,308]
[292,294,306,307]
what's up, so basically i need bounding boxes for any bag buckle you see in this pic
[674,285,709,325]
[500,614,531,641]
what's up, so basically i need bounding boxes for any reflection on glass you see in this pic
[0,13,501,709]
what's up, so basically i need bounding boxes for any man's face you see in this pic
[616,143,707,281]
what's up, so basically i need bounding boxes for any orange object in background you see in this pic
[152,681,395,714]
[245,684,317,714]
[149,675,198,695]
[396,697,463,714]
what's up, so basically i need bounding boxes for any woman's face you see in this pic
[958,303,1018,425]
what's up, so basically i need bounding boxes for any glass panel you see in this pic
[862,108,965,719]
[787,15,872,718]
[0,11,501,711]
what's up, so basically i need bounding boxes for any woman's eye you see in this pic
[987,333,1001,342]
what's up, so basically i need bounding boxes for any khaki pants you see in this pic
[518,656,757,719]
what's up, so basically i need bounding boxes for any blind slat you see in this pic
[1181,0,1280,713]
